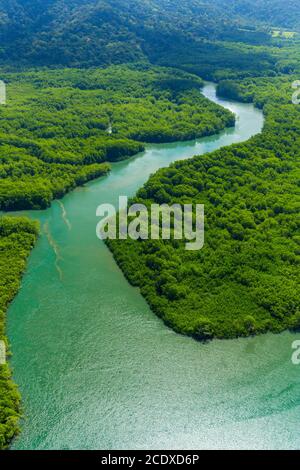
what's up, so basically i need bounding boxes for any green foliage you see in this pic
[0,0,299,451]
[0,65,234,211]
[108,76,300,340]
[0,216,39,449]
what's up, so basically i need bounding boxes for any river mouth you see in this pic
[6,83,300,450]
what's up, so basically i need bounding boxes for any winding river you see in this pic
[7,83,300,450]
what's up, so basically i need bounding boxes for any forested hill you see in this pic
[0,0,298,67]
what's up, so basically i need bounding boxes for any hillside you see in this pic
[215,0,300,31]
[0,65,234,210]
[0,0,298,67]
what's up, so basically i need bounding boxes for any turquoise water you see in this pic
[7,84,300,450]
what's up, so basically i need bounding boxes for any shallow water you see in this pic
[7,83,300,450]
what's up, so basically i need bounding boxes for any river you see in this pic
[7,83,300,450]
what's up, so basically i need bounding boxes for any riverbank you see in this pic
[0,80,235,447]
[0,75,237,448]
[0,217,39,449]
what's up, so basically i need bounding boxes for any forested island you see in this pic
[0,0,299,450]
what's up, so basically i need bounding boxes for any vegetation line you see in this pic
[43,222,63,282]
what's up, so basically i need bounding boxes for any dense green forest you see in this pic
[0,217,38,448]
[150,29,300,81]
[107,75,300,339]
[0,0,299,67]
[0,65,234,210]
